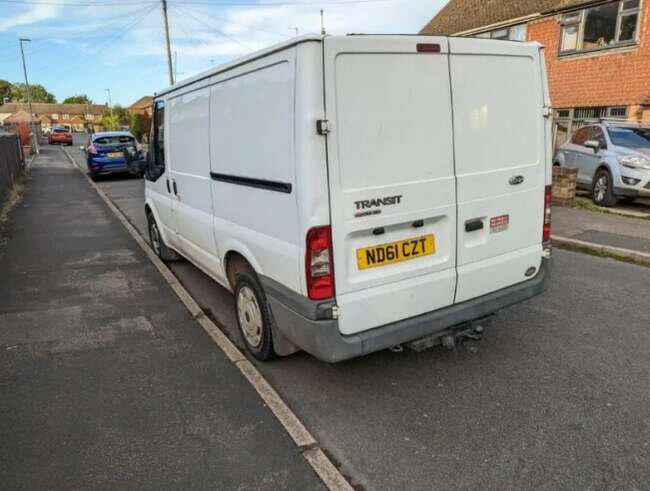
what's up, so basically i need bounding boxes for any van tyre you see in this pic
[234,271,275,361]
[592,169,618,207]
[147,213,181,262]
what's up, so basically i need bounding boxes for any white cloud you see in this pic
[0,3,60,32]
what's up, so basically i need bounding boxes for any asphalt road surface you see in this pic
[67,139,650,490]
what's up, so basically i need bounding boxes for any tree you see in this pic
[129,112,151,141]
[100,104,130,130]
[63,94,92,104]
[0,80,12,104]
[10,83,56,103]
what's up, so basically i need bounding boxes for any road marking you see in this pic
[61,146,354,491]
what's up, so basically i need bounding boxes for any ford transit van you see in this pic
[142,35,552,362]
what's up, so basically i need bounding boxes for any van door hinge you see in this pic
[542,106,553,118]
[316,119,330,135]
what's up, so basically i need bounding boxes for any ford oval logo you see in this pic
[509,175,525,185]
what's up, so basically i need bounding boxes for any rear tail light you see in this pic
[543,185,552,243]
[88,143,97,155]
[305,226,334,300]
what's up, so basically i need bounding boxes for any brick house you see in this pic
[128,96,153,117]
[0,102,107,133]
[421,0,650,147]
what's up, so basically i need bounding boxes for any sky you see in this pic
[0,0,446,106]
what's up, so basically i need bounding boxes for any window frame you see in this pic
[474,23,527,41]
[146,100,166,182]
[559,0,641,56]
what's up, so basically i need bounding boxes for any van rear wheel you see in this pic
[234,271,275,361]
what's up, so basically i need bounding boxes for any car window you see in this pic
[93,135,135,145]
[607,127,650,148]
[571,126,591,146]
[592,126,607,148]
[53,128,68,133]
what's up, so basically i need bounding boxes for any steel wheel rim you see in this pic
[237,286,263,348]
[150,222,161,256]
[594,175,608,202]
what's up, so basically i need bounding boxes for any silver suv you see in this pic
[554,121,650,206]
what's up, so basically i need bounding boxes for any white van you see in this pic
[142,35,552,363]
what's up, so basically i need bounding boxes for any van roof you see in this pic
[155,34,324,98]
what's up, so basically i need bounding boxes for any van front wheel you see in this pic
[147,213,181,262]
[234,271,275,361]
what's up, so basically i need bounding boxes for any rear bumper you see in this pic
[262,258,550,363]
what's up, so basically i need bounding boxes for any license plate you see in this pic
[107,151,122,158]
[356,235,435,270]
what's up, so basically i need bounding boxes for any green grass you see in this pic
[552,239,650,268]
[573,196,650,220]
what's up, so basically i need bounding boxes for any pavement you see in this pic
[60,137,650,490]
[553,205,650,254]
[0,145,324,490]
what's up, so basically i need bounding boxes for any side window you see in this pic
[154,101,165,169]
[572,126,591,146]
[592,126,607,148]
[146,100,165,181]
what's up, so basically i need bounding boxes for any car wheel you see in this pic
[234,271,275,361]
[592,169,618,207]
[147,213,181,262]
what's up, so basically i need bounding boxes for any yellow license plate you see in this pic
[356,235,435,270]
[107,152,122,158]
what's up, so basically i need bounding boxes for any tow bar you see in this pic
[402,315,494,353]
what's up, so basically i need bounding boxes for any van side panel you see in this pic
[449,39,546,303]
[208,49,301,291]
[168,85,221,276]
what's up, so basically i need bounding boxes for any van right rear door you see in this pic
[323,36,457,336]
[448,38,547,303]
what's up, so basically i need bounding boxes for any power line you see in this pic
[0,0,390,6]
[174,4,253,52]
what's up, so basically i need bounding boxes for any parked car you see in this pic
[48,127,73,145]
[85,131,144,180]
[554,121,650,206]
[138,35,551,363]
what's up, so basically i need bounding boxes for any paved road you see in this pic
[0,145,323,490]
[67,140,650,490]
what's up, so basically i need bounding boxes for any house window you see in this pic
[51,113,58,120]
[560,0,640,54]
[553,106,630,148]
[474,24,527,41]
[62,114,70,120]
[86,114,94,120]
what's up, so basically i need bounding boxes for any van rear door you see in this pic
[448,38,546,303]
[322,36,457,336]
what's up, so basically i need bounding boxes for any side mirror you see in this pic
[584,140,600,153]
[123,145,147,176]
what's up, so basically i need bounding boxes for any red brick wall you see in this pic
[527,0,650,109]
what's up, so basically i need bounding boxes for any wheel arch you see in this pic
[222,244,264,291]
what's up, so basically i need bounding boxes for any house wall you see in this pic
[528,0,650,120]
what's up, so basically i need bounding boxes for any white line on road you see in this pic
[60,146,354,491]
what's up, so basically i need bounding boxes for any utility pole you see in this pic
[174,50,178,84]
[289,27,299,37]
[161,0,174,85]
[19,38,39,154]
[320,9,326,35]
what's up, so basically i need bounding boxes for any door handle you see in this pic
[465,219,484,232]
[172,180,178,195]
[166,179,171,194]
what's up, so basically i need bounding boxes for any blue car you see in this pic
[85,131,144,179]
